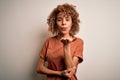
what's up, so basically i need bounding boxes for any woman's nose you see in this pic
[62,20,66,25]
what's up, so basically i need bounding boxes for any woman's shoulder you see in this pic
[75,37,84,44]
[44,36,57,43]
[44,36,59,48]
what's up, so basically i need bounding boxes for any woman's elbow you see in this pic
[36,66,43,73]
[36,58,45,74]
[36,67,40,73]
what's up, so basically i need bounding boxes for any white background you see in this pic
[0,0,120,80]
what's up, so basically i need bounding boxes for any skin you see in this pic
[36,12,80,79]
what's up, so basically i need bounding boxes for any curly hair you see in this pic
[47,3,80,36]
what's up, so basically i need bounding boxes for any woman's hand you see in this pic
[61,39,70,46]
[61,39,71,51]
[60,38,77,79]
[60,68,75,79]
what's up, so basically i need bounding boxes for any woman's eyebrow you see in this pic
[57,16,70,18]
[57,17,62,19]
[65,16,71,19]
[66,16,70,18]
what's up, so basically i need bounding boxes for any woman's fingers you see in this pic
[61,39,70,45]
[63,68,74,79]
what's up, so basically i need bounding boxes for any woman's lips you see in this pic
[61,27,67,31]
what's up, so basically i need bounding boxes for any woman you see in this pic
[36,3,84,80]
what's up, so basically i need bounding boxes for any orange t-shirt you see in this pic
[40,36,84,80]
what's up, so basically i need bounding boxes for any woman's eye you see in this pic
[57,19,62,21]
[66,19,70,21]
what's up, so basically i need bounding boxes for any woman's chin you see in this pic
[60,31,69,35]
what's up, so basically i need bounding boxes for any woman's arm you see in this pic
[64,44,79,71]
[36,58,61,76]
[36,58,72,78]
[64,44,75,68]
[61,39,80,79]
[61,39,79,69]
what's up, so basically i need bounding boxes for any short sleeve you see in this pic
[74,39,84,63]
[39,39,49,61]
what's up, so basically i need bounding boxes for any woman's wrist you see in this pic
[58,71,64,77]
[54,71,62,76]
[56,70,66,77]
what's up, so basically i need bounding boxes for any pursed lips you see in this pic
[60,27,67,31]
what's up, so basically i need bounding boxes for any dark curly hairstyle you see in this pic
[47,3,80,36]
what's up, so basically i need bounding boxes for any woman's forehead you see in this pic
[57,12,71,18]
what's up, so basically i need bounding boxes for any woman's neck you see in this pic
[57,33,74,41]
[62,34,71,39]
[56,33,75,41]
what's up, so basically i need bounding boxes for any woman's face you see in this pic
[56,12,72,35]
